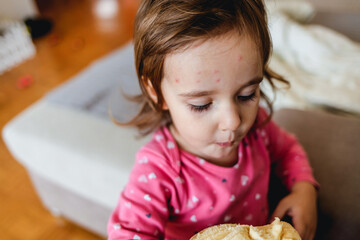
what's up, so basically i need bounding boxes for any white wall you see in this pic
[0,0,38,20]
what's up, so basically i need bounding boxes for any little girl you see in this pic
[108,0,318,239]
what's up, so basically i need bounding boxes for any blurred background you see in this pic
[0,0,138,239]
[0,0,359,240]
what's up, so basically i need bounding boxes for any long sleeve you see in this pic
[258,108,319,191]
[107,150,173,239]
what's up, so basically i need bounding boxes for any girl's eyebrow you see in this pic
[179,90,215,98]
[246,77,263,86]
[178,76,263,98]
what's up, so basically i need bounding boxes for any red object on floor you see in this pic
[17,74,34,89]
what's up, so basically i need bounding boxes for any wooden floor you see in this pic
[0,0,138,239]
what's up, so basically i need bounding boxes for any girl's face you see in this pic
[160,32,263,167]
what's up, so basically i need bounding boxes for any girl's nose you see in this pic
[219,104,241,131]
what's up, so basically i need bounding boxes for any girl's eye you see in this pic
[188,92,256,112]
[237,92,256,102]
[189,102,212,112]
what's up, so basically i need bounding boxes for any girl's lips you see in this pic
[216,141,235,147]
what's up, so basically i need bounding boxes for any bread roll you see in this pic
[190,218,301,240]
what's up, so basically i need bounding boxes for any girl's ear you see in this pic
[144,77,158,104]
[162,100,168,110]
[144,77,168,110]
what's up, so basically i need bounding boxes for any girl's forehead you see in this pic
[161,33,262,94]
[173,32,247,57]
[163,33,260,77]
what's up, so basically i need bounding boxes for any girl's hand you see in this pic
[270,181,318,240]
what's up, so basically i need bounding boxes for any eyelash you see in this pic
[237,92,256,102]
[189,103,212,113]
[189,92,257,113]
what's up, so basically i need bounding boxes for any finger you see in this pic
[270,200,289,221]
[307,224,316,240]
[303,228,310,240]
[298,216,316,239]
[305,228,314,240]
[292,215,306,239]
[309,229,315,240]
[299,220,316,240]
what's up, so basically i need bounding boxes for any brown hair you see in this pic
[114,0,289,136]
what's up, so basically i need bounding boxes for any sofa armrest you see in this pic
[2,100,150,209]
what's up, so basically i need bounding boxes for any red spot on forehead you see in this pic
[238,56,243,62]
[193,42,201,48]
[215,78,221,83]
[197,71,202,75]
[196,79,201,83]
[213,70,219,74]
[175,78,180,83]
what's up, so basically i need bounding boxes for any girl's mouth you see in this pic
[216,141,235,147]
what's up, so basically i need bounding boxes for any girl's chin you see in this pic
[202,148,239,167]
[206,156,238,167]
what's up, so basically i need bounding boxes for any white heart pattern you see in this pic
[155,135,163,141]
[190,215,197,222]
[144,194,151,201]
[260,130,266,137]
[138,175,148,183]
[255,193,261,200]
[139,157,148,164]
[224,215,232,222]
[148,172,157,179]
[133,235,141,239]
[245,214,253,221]
[175,176,184,184]
[229,195,236,202]
[113,223,121,230]
[192,196,199,203]
[167,141,175,149]
[241,175,249,186]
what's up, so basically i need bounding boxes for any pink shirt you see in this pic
[108,108,318,240]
